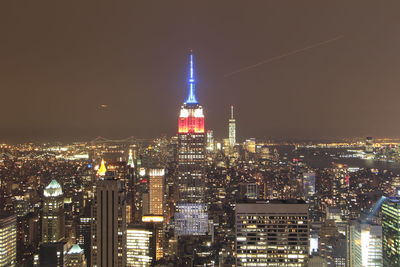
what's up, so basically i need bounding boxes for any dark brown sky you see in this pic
[1,1,399,142]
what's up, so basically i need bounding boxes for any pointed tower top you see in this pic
[231,105,234,120]
[97,159,107,176]
[185,51,198,104]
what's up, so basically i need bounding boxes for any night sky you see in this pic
[1,1,399,142]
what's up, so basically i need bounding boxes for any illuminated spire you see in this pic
[127,149,134,168]
[231,105,234,120]
[185,51,198,104]
[97,159,107,176]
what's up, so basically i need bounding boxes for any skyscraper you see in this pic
[175,52,208,236]
[65,244,87,267]
[303,172,316,198]
[42,180,65,243]
[126,224,154,267]
[148,169,164,216]
[0,213,17,267]
[382,197,400,266]
[228,105,236,148]
[349,219,383,267]
[235,200,309,266]
[92,176,127,267]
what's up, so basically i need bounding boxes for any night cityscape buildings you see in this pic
[1,12,400,265]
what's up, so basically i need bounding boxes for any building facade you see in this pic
[42,179,65,243]
[92,176,127,267]
[175,52,208,236]
[349,219,382,267]
[235,200,309,266]
[0,213,17,267]
[382,197,400,267]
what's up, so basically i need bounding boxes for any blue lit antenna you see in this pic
[185,51,198,104]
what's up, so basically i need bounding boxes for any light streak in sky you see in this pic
[224,35,344,77]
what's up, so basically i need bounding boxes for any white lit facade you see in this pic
[235,201,309,266]
[0,213,16,267]
[127,226,153,267]
[350,220,383,267]
[175,203,208,236]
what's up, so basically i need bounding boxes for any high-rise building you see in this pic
[76,205,92,267]
[42,180,65,243]
[303,172,316,198]
[382,197,400,266]
[65,244,87,267]
[148,169,164,216]
[92,176,127,267]
[0,213,17,267]
[206,130,214,152]
[175,52,208,236]
[126,224,154,267]
[38,242,67,267]
[349,219,383,267]
[228,105,236,148]
[365,137,374,154]
[235,200,309,266]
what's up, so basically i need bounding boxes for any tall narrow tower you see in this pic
[42,179,65,243]
[177,52,206,203]
[92,176,127,267]
[228,105,236,148]
[175,52,208,236]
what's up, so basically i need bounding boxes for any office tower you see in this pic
[308,256,328,267]
[92,176,127,267]
[303,172,316,198]
[132,172,149,223]
[244,138,256,153]
[382,197,400,266]
[175,203,208,236]
[222,138,230,156]
[349,219,383,267]
[65,244,87,267]
[319,220,347,267]
[38,242,67,267]
[148,169,164,216]
[228,105,236,148]
[76,205,92,267]
[126,224,154,267]
[176,52,208,236]
[42,179,65,243]
[235,200,309,267]
[239,183,259,200]
[206,130,214,152]
[0,213,17,267]
[365,137,374,153]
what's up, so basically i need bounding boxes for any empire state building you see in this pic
[175,52,208,236]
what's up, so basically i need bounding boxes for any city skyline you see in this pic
[1,1,400,142]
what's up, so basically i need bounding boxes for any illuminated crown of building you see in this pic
[178,51,205,133]
[127,149,134,168]
[68,244,84,254]
[44,179,63,197]
[97,159,107,176]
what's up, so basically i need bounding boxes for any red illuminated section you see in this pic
[178,116,204,133]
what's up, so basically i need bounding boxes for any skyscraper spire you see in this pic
[186,51,198,104]
[231,105,234,120]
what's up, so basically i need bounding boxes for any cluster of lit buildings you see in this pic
[2,53,400,267]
